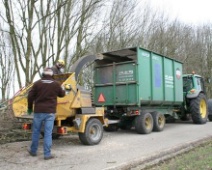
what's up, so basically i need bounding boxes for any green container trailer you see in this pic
[93,47,208,134]
[94,47,183,107]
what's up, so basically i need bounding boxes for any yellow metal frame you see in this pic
[55,107,105,133]
[12,84,33,117]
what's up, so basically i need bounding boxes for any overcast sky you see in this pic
[144,0,212,25]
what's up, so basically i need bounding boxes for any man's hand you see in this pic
[61,85,65,91]
[27,108,32,115]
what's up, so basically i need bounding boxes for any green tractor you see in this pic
[181,73,208,124]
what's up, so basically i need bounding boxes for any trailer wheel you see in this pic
[190,93,208,124]
[78,118,103,145]
[134,112,153,134]
[151,112,165,132]
[207,99,212,121]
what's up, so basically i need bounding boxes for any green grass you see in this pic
[145,140,212,170]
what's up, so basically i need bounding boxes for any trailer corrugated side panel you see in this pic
[94,62,138,105]
[137,48,183,105]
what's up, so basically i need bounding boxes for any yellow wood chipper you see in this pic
[12,55,106,145]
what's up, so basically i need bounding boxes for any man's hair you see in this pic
[43,67,53,76]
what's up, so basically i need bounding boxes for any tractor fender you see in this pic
[186,90,202,99]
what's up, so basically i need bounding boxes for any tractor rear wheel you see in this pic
[78,118,103,145]
[190,93,208,124]
[151,112,165,132]
[134,112,153,134]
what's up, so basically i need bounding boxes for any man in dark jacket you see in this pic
[27,67,65,160]
[51,59,65,74]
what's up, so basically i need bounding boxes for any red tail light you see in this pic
[57,127,67,134]
[135,110,139,115]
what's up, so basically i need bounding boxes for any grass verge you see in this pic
[144,140,212,170]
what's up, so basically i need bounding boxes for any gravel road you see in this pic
[1,120,212,170]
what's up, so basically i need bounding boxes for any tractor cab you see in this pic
[183,73,206,99]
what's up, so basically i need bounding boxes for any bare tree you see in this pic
[1,0,105,88]
[2,0,41,87]
[199,25,212,97]
[0,27,14,101]
[90,0,139,53]
[2,0,212,99]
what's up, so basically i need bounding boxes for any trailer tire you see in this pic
[134,112,153,134]
[190,93,208,124]
[78,118,103,145]
[151,112,165,132]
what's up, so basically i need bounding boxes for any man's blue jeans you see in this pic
[30,113,55,158]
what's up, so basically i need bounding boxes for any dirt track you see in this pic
[1,107,212,170]
[1,121,212,170]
